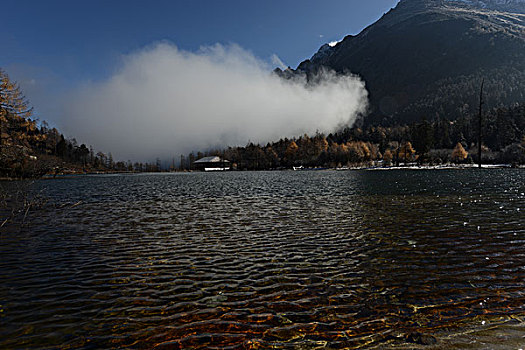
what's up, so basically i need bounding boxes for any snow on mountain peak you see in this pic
[444,0,525,12]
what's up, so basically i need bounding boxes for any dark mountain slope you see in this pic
[288,0,525,125]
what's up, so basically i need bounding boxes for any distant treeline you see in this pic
[184,104,525,170]
[0,69,152,178]
[2,66,524,177]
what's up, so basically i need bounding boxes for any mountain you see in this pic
[283,0,525,125]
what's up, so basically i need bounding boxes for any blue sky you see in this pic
[3,1,399,83]
[2,0,399,145]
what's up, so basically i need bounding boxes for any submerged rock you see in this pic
[406,332,438,345]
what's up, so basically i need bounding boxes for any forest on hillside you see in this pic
[1,67,524,177]
[0,69,155,178]
[184,104,525,170]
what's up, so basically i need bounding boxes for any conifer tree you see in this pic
[0,69,33,146]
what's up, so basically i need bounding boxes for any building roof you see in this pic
[194,156,230,164]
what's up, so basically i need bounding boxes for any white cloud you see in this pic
[62,42,368,161]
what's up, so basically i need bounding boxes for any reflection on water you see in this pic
[0,170,524,349]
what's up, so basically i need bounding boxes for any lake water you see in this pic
[0,170,524,349]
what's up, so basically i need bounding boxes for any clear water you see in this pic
[0,169,524,349]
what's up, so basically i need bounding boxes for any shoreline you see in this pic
[1,164,523,181]
[363,164,524,171]
[381,317,525,349]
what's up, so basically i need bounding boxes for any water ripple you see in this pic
[0,169,524,349]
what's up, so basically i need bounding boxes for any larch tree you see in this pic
[0,68,34,146]
[451,142,469,163]
[398,141,416,164]
[284,140,299,165]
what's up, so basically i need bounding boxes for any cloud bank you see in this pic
[63,43,368,161]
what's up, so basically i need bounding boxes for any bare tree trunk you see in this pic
[478,79,484,168]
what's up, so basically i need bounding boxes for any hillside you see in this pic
[0,69,148,178]
[282,0,525,125]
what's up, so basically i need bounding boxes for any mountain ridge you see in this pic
[283,0,525,125]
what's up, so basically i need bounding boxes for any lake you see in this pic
[0,170,524,349]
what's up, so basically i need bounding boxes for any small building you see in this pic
[193,156,230,171]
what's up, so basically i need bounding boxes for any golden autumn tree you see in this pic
[0,68,34,146]
[451,142,468,163]
[315,135,329,153]
[0,68,47,178]
[284,140,299,166]
[0,69,33,117]
[398,141,416,164]
[345,141,371,163]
